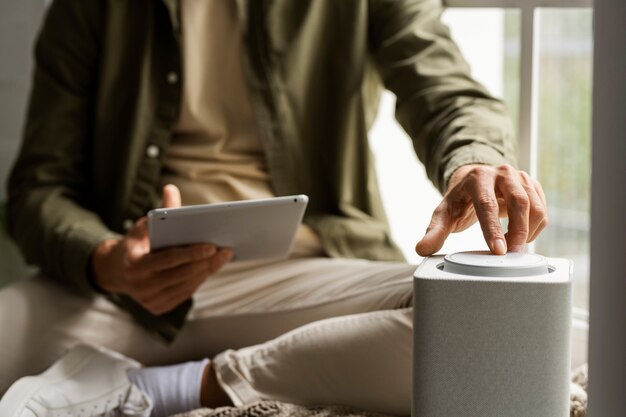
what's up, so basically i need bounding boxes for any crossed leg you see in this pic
[0,257,415,415]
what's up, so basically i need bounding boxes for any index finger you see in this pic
[467,171,507,255]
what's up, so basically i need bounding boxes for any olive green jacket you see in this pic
[7,0,515,342]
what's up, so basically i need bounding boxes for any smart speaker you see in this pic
[412,251,572,417]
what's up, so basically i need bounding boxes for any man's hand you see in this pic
[415,164,548,256]
[92,184,233,315]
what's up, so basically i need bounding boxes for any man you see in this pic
[0,0,547,416]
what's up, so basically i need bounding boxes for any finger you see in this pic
[526,179,549,242]
[517,172,547,242]
[495,168,530,252]
[145,280,198,316]
[534,178,547,208]
[125,219,151,262]
[132,257,214,299]
[127,243,216,277]
[162,184,182,209]
[415,203,454,256]
[142,250,233,315]
[467,170,507,255]
[132,248,233,299]
[128,217,149,240]
[156,247,231,283]
[207,247,234,274]
[141,281,194,315]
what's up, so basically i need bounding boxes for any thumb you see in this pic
[415,206,452,257]
[162,184,182,208]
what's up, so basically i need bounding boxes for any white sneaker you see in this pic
[0,344,153,417]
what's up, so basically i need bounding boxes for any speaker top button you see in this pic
[443,251,549,277]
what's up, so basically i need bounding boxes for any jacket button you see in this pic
[123,219,134,231]
[166,72,179,84]
[146,144,160,159]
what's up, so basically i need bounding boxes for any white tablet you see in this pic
[148,195,309,261]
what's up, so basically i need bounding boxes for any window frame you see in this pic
[444,0,593,177]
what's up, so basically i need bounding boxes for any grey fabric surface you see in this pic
[413,257,572,417]
[173,365,588,417]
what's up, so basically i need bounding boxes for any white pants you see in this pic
[0,257,415,416]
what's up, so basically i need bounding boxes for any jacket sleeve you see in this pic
[6,0,120,293]
[368,0,517,193]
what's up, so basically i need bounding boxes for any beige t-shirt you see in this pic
[161,0,323,257]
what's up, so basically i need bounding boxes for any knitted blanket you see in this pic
[176,402,390,417]
[176,365,588,417]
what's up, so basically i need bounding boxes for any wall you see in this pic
[587,0,626,414]
[0,0,45,200]
[0,0,44,285]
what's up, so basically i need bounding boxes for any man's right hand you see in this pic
[91,184,233,315]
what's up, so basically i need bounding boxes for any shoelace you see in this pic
[119,384,153,417]
[53,385,152,417]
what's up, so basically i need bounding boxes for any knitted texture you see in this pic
[174,364,589,417]
[570,364,588,417]
[173,402,390,417]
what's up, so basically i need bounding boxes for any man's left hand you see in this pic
[415,164,548,256]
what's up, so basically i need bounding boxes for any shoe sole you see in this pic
[0,344,138,417]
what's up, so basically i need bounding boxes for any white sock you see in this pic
[127,359,209,417]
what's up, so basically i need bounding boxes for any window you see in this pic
[534,8,593,311]
[370,1,593,314]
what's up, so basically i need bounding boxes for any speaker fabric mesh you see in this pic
[413,256,572,417]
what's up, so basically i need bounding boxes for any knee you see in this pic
[0,278,93,393]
